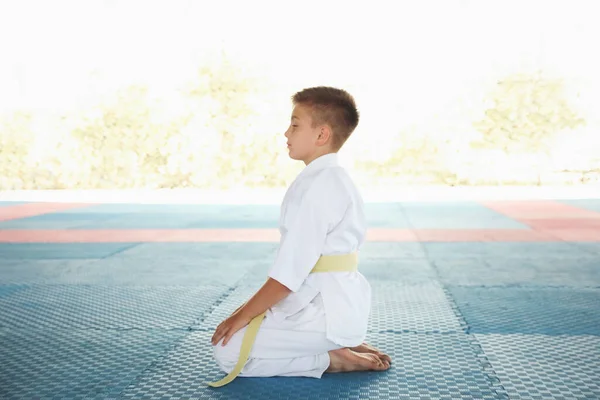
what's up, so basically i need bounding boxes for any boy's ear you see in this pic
[316,125,332,146]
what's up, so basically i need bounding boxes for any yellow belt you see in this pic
[207,252,358,388]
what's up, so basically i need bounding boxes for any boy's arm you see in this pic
[211,278,290,346]
[238,278,291,320]
[211,173,343,346]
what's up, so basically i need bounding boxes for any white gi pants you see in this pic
[213,294,343,378]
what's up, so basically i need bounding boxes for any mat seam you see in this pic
[429,258,510,400]
[116,330,190,398]
[101,242,144,259]
[479,201,593,249]
[407,208,509,398]
[115,285,238,397]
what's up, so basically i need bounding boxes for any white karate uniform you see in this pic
[213,153,371,378]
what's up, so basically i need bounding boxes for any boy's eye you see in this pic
[291,125,298,128]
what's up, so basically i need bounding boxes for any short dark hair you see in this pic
[292,86,360,150]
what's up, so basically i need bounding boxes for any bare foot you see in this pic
[326,348,390,373]
[350,342,392,364]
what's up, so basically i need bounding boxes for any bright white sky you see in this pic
[0,0,598,121]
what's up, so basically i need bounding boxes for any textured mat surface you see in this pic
[358,258,437,283]
[0,243,139,259]
[561,199,600,214]
[0,218,100,229]
[363,202,411,228]
[0,284,227,330]
[359,242,428,259]
[448,286,600,335]
[434,256,600,287]
[194,282,463,334]
[194,285,258,331]
[402,201,529,229]
[476,334,600,400]
[422,242,590,261]
[121,331,500,400]
[0,259,99,285]
[574,243,600,255]
[0,203,431,229]
[0,201,28,207]
[80,256,263,286]
[1,200,600,399]
[367,282,463,334]
[0,329,186,400]
[0,284,28,299]
[114,242,279,260]
[56,203,279,215]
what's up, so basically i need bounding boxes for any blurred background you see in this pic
[1,0,598,191]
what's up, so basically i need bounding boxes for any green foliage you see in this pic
[355,131,463,185]
[472,73,586,153]
[0,67,596,189]
[60,55,298,189]
[0,111,35,189]
[183,57,290,188]
[70,85,180,188]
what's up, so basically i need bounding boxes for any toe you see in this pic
[368,354,388,370]
[380,353,392,364]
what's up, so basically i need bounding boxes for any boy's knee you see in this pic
[213,339,240,373]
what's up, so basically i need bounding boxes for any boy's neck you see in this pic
[303,150,337,166]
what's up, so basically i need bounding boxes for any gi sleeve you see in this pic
[268,171,346,292]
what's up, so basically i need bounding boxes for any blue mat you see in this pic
[448,286,600,335]
[433,256,600,287]
[0,201,28,207]
[560,198,600,213]
[115,242,279,260]
[195,282,463,335]
[363,202,411,228]
[367,282,463,334]
[193,285,259,331]
[1,202,600,399]
[574,243,600,255]
[80,213,279,229]
[476,334,600,399]
[359,242,428,260]
[0,202,421,228]
[401,201,529,229]
[0,284,28,299]
[55,203,279,214]
[120,331,500,400]
[422,242,588,261]
[0,259,97,285]
[358,258,436,283]
[0,243,139,259]
[0,329,186,400]
[82,256,263,287]
[0,284,227,330]
[0,211,279,229]
[0,218,104,229]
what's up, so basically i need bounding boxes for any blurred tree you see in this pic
[0,111,35,189]
[183,55,292,189]
[70,85,183,188]
[356,128,462,185]
[472,73,586,154]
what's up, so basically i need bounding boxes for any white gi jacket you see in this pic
[267,153,372,347]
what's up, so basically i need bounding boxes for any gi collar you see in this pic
[299,153,340,178]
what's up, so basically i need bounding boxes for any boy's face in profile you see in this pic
[284,104,324,164]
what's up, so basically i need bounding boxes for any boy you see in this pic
[209,86,391,386]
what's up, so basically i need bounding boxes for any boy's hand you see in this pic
[211,309,252,346]
[210,278,291,347]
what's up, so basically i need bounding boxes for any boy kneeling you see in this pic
[209,87,391,387]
